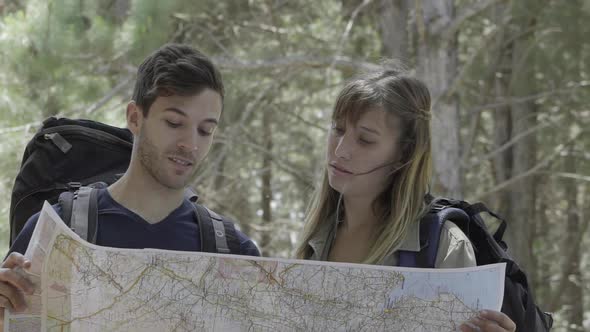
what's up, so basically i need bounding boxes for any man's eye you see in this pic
[166,120,181,128]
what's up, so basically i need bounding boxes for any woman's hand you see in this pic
[460,310,516,332]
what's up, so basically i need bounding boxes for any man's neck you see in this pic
[108,165,186,224]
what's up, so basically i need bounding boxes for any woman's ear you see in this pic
[126,101,142,136]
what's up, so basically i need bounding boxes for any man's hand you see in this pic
[460,310,517,332]
[0,252,35,327]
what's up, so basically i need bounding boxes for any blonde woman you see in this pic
[296,69,516,332]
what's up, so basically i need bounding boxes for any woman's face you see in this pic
[326,108,402,199]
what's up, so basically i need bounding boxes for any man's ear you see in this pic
[126,101,142,136]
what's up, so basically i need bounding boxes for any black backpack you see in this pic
[9,117,242,254]
[398,196,553,332]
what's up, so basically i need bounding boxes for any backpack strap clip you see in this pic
[208,208,231,255]
[191,201,242,255]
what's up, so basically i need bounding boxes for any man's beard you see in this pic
[137,129,197,190]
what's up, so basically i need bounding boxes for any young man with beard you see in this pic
[0,44,260,320]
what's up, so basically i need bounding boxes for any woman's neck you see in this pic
[341,195,380,231]
[328,194,381,263]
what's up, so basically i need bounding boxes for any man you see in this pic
[0,44,260,323]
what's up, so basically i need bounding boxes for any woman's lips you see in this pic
[330,164,354,175]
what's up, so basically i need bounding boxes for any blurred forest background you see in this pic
[0,0,588,330]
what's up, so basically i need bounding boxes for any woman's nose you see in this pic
[334,136,351,160]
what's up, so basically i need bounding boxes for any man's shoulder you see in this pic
[194,203,260,257]
[8,203,65,256]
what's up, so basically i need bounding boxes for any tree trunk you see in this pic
[490,38,513,217]
[533,175,550,307]
[377,0,410,61]
[415,1,462,197]
[506,108,536,273]
[558,147,584,330]
[259,108,273,253]
[501,0,538,273]
[553,0,586,325]
[377,1,462,198]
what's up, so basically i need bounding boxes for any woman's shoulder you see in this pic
[441,221,470,243]
[434,221,477,268]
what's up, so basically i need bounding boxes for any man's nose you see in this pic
[177,128,199,151]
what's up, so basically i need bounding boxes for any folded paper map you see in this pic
[4,201,505,331]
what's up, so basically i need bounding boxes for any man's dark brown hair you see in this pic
[132,43,224,116]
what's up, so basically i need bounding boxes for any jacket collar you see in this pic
[307,213,422,261]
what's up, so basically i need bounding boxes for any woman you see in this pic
[296,68,516,332]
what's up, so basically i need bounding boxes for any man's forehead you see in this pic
[162,107,188,116]
[153,92,222,120]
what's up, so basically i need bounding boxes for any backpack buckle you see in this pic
[431,204,445,212]
[431,199,451,212]
[67,182,82,191]
[430,197,461,212]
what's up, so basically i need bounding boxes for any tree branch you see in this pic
[0,122,41,135]
[172,14,235,59]
[441,0,506,42]
[213,55,380,72]
[214,136,314,189]
[239,21,288,34]
[466,82,590,115]
[84,76,134,115]
[193,72,298,187]
[115,55,380,75]
[333,0,373,60]
[464,119,559,168]
[1,74,133,135]
[535,172,590,183]
[472,132,583,200]
[444,14,511,100]
[278,107,328,132]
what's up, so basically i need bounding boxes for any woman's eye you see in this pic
[166,120,181,128]
[331,126,345,135]
[359,138,375,145]
[198,128,213,136]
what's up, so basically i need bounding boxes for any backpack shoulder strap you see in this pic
[209,208,241,255]
[398,206,471,268]
[58,186,99,243]
[192,204,241,255]
[416,213,445,268]
[464,201,507,242]
[58,191,75,227]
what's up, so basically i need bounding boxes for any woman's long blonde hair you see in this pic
[296,68,433,264]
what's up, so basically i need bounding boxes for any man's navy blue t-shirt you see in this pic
[9,188,260,257]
